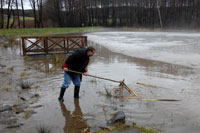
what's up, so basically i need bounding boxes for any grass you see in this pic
[2,16,34,29]
[19,79,31,90]
[93,123,157,133]
[104,86,112,97]
[19,16,34,21]
[20,72,27,77]
[23,110,34,119]
[2,88,11,91]
[24,56,31,61]
[90,78,97,84]
[37,125,51,133]
[3,16,34,22]
[52,54,64,66]
[9,66,14,71]
[0,27,101,39]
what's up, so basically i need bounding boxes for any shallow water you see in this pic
[1,31,200,133]
[86,31,200,68]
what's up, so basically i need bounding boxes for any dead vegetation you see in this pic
[0,36,19,47]
[37,125,51,133]
[19,79,32,90]
[52,54,64,66]
[104,86,112,97]
[92,123,157,133]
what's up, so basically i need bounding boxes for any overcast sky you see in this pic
[23,0,32,9]
[3,0,32,10]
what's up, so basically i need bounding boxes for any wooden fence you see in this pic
[21,36,87,55]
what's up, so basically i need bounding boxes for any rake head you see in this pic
[113,79,137,97]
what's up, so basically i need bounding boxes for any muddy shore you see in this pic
[0,37,47,132]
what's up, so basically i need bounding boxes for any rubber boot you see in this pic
[58,87,66,102]
[74,86,80,98]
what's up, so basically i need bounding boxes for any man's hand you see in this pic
[63,67,68,71]
[83,72,88,76]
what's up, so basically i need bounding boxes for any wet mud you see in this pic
[1,31,200,133]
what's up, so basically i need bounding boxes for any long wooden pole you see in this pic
[68,69,121,83]
[123,96,180,101]
[67,69,137,96]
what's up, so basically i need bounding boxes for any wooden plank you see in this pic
[26,38,44,51]
[22,37,26,56]
[48,37,65,49]
[68,38,83,48]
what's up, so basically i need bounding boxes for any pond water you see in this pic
[85,31,200,133]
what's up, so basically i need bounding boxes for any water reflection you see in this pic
[59,99,89,133]
[24,55,66,73]
[90,41,194,77]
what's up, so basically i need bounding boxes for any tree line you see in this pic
[1,0,200,29]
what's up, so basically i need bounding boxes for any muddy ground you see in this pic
[1,30,200,133]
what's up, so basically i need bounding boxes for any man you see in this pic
[58,46,95,102]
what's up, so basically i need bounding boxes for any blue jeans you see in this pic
[61,72,81,88]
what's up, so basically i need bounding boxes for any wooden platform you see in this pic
[21,36,87,55]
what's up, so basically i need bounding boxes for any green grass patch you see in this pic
[3,16,35,28]
[0,27,101,39]
[19,16,34,21]
[4,16,34,22]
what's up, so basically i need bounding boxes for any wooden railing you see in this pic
[21,36,87,55]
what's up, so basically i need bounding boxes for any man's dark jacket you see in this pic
[63,48,89,77]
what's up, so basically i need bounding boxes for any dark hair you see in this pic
[86,46,95,52]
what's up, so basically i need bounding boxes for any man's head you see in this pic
[86,46,95,57]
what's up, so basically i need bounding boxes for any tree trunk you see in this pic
[37,0,43,27]
[16,0,20,28]
[39,0,43,27]
[6,0,12,29]
[21,0,25,28]
[29,0,39,28]
[10,6,15,28]
[157,0,163,28]
[54,0,63,27]
[0,0,4,29]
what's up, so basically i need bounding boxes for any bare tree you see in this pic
[15,0,20,28]
[37,0,43,27]
[53,0,63,27]
[20,0,25,28]
[10,4,15,28]
[6,0,13,29]
[0,0,4,28]
[29,0,39,27]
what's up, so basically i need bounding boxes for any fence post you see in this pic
[85,36,87,47]
[22,37,26,56]
[67,37,69,53]
[63,37,66,53]
[44,37,48,54]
